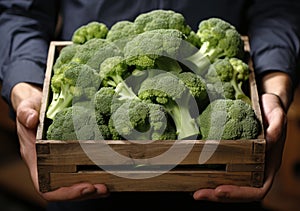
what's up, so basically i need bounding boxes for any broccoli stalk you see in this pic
[138,72,200,140]
[46,63,100,120]
[46,84,74,120]
[229,58,251,104]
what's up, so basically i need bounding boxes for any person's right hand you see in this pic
[11,82,109,201]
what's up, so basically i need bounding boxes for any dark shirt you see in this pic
[1,0,300,107]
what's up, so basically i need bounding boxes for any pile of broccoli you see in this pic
[46,9,261,141]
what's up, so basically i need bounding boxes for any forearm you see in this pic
[257,71,294,113]
[0,0,58,108]
[247,0,300,99]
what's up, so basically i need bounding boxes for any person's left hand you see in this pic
[193,71,291,202]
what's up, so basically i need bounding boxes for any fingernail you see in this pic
[82,187,95,195]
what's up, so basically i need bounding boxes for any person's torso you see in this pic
[59,0,250,40]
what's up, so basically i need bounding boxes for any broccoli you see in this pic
[98,55,141,107]
[70,38,124,70]
[197,99,261,140]
[94,86,116,118]
[99,56,130,87]
[53,44,79,72]
[46,63,101,120]
[108,98,174,140]
[72,21,109,44]
[71,38,109,64]
[206,81,235,102]
[46,104,99,140]
[107,20,137,42]
[205,58,251,103]
[85,40,124,70]
[133,9,192,36]
[184,17,245,75]
[138,72,200,140]
[177,72,209,112]
[186,30,201,49]
[123,29,185,72]
[228,57,251,104]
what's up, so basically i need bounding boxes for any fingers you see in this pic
[193,185,266,203]
[42,183,109,202]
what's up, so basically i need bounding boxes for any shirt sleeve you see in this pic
[0,0,58,107]
[247,0,300,88]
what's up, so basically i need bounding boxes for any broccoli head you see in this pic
[94,86,116,118]
[85,40,124,70]
[228,57,251,104]
[205,58,251,103]
[197,99,261,140]
[178,72,209,112]
[133,9,192,36]
[106,20,138,43]
[46,63,101,120]
[197,17,244,60]
[72,21,109,44]
[108,98,173,140]
[46,104,102,140]
[53,44,79,72]
[124,29,185,71]
[71,38,109,65]
[185,17,245,75]
[138,72,200,140]
[99,56,130,87]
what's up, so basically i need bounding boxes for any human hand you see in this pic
[193,72,292,202]
[11,82,109,201]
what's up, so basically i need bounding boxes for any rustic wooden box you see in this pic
[36,41,265,193]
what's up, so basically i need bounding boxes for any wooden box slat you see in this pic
[36,41,266,193]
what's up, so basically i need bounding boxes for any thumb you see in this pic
[17,106,39,129]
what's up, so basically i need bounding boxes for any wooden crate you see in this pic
[36,41,265,193]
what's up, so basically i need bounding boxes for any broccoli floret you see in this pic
[46,63,101,120]
[99,56,130,87]
[47,102,111,140]
[197,99,261,140]
[148,103,177,140]
[186,30,201,49]
[70,38,124,71]
[98,55,140,107]
[184,17,245,75]
[205,58,251,103]
[133,9,192,36]
[46,105,96,140]
[86,41,124,70]
[108,98,173,140]
[107,20,137,41]
[72,21,109,44]
[228,57,251,104]
[177,72,209,112]
[94,87,115,118]
[138,72,200,140]
[53,44,79,72]
[71,38,109,64]
[206,81,235,101]
[123,29,185,71]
